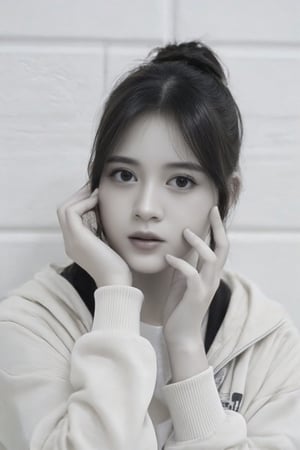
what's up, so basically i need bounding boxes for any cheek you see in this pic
[178,204,211,237]
[99,201,114,227]
[98,195,124,236]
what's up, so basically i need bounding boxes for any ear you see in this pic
[228,170,242,209]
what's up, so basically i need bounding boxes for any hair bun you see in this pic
[149,40,227,85]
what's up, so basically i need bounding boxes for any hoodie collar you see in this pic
[207,269,288,371]
[9,263,93,337]
[9,264,288,373]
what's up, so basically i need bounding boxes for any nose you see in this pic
[132,183,163,222]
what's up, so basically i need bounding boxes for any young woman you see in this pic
[0,40,300,450]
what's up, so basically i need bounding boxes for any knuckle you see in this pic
[223,241,230,258]
[225,245,230,257]
[219,237,229,249]
[189,268,199,279]
[56,204,67,220]
[64,207,74,223]
[210,253,218,264]
[224,236,230,249]
[186,271,199,287]
[219,239,230,258]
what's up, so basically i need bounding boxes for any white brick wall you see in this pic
[1,1,299,328]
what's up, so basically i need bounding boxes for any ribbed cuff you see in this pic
[162,365,226,441]
[92,285,144,334]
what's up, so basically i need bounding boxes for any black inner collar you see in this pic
[60,263,231,353]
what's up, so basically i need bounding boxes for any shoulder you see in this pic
[221,268,300,378]
[222,267,293,321]
[0,263,91,352]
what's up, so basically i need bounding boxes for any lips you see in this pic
[129,237,164,250]
[129,232,164,241]
[131,237,160,241]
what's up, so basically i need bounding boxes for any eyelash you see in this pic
[108,168,197,190]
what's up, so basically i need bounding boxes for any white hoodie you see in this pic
[0,262,300,450]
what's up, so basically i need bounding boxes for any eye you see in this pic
[108,168,197,190]
[169,175,196,189]
[109,169,135,183]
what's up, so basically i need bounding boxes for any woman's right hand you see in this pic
[56,183,133,288]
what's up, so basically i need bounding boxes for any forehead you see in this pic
[112,113,197,164]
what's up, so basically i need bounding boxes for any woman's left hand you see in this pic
[162,205,230,349]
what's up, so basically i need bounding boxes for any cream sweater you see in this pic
[0,262,300,449]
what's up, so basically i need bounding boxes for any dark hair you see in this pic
[60,39,244,313]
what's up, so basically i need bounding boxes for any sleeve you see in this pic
[161,324,300,450]
[0,285,158,450]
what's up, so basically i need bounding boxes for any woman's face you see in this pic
[97,113,218,274]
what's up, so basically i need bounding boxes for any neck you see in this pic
[132,266,175,326]
[132,248,199,326]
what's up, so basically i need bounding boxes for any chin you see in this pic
[126,255,169,274]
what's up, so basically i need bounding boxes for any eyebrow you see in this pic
[106,156,204,172]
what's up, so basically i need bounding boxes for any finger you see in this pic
[165,254,209,299]
[209,206,230,269]
[182,227,218,287]
[57,183,93,212]
[183,247,199,268]
[67,190,98,216]
[57,186,97,222]
[165,254,198,279]
[183,228,216,263]
[66,191,99,231]
[198,206,229,285]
